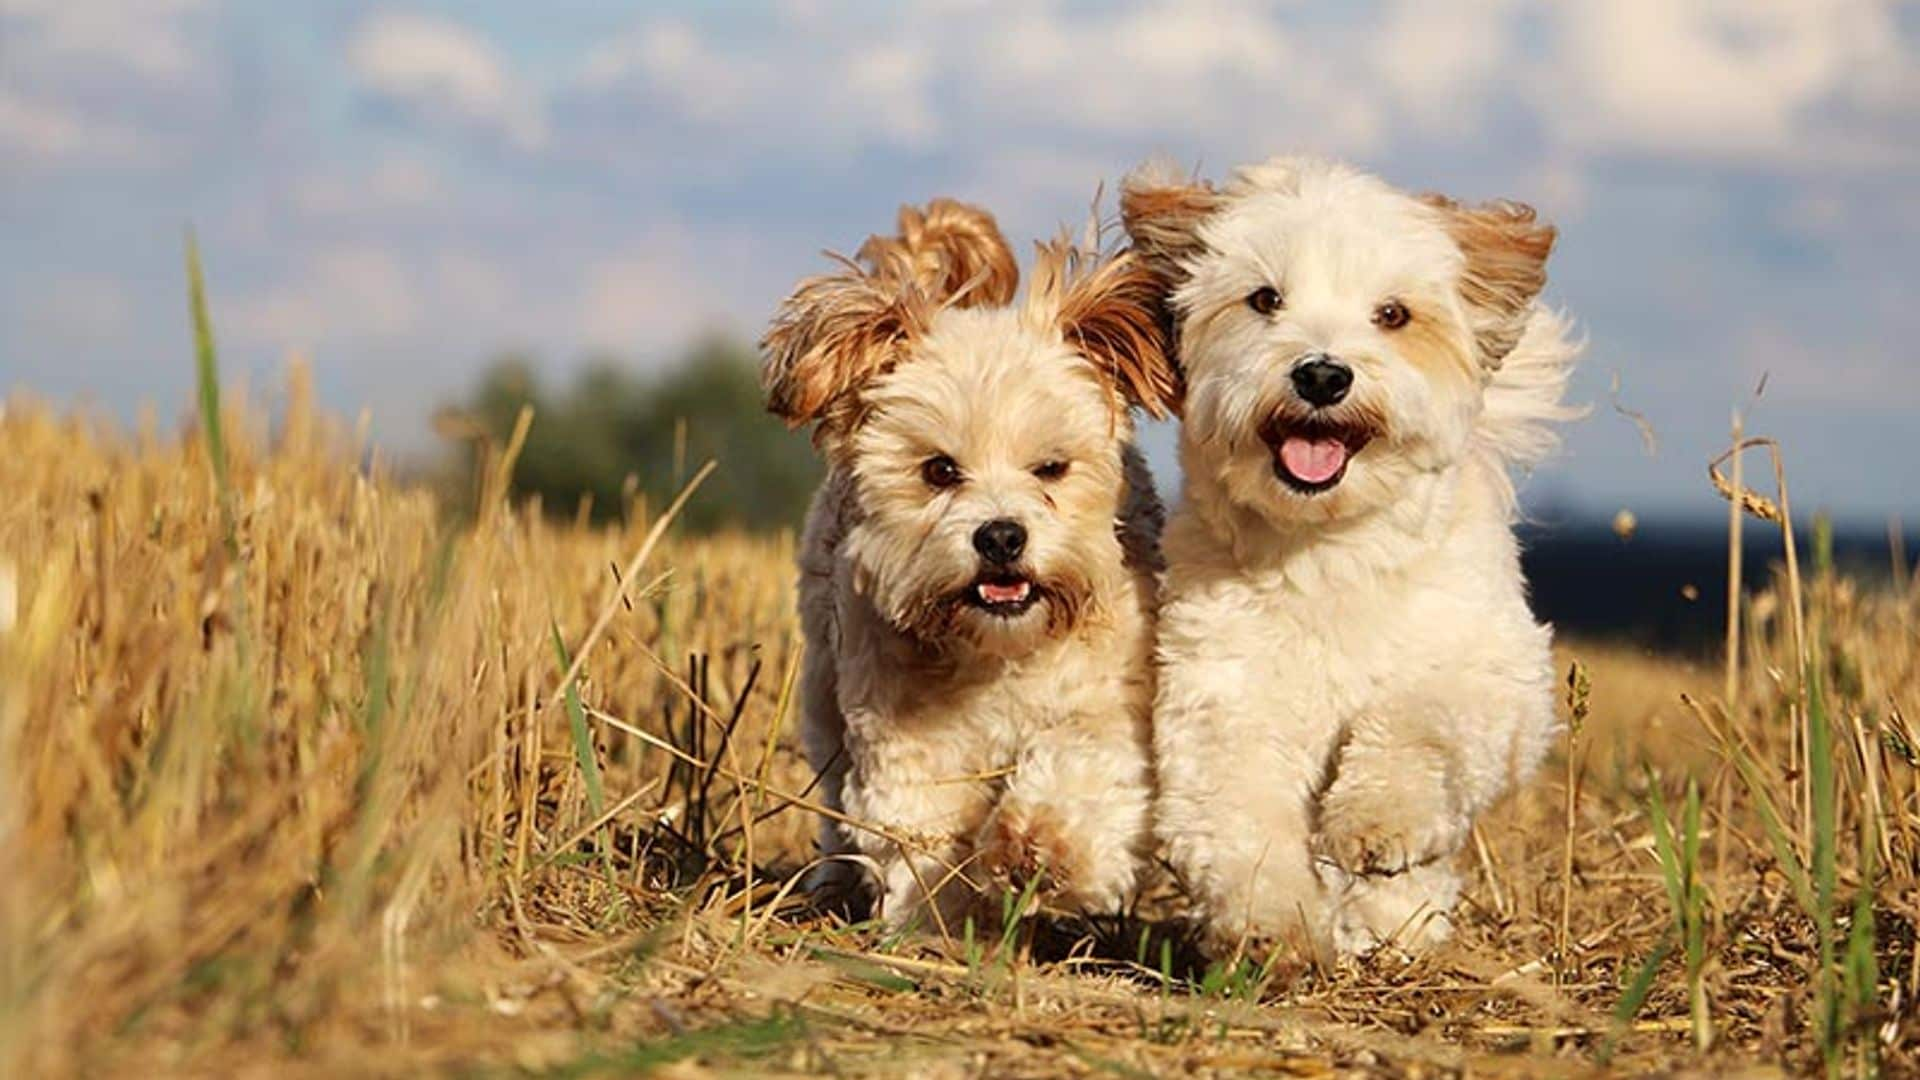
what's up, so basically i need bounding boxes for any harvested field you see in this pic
[1,374,1913,1077]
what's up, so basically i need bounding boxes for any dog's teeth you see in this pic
[977,580,1031,604]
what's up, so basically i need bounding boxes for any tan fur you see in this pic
[764,200,1178,440]
[858,198,1019,308]
[1418,194,1556,367]
[1029,239,1181,418]
[767,201,1171,929]
[761,269,930,429]
[1119,162,1222,291]
[1391,301,1482,385]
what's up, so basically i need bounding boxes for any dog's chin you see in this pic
[1258,415,1378,497]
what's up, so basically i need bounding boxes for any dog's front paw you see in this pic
[975,805,1090,905]
[803,858,874,922]
[1313,788,1465,878]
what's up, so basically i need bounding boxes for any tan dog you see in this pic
[763,200,1177,932]
[1124,157,1581,958]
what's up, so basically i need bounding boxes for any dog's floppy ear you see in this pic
[764,199,1015,430]
[1421,194,1556,367]
[859,198,1018,308]
[762,264,927,429]
[1031,241,1180,418]
[1119,161,1221,288]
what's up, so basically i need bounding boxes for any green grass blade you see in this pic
[1682,778,1702,899]
[1682,777,1706,969]
[1845,818,1880,1078]
[542,1013,804,1078]
[963,915,980,977]
[550,622,617,893]
[1645,774,1686,929]
[1729,746,1816,915]
[1614,936,1673,1023]
[339,598,395,917]
[995,871,1046,960]
[185,228,231,511]
[1604,931,1676,1062]
[1807,657,1840,1068]
[551,622,606,816]
[182,230,256,693]
[184,229,246,590]
[1846,878,1878,1048]
[1809,668,1836,930]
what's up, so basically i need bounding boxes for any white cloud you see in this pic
[0,0,209,80]
[569,1,1390,166]
[577,16,940,149]
[951,0,1389,151]
[1548,0,1918,163]
[951,145,1130,233]
[0,90,153,162]
[580,19,769,121]
[1374,0,1523,133]
[566,0,1915,180]
[434,253,515,316]
[574,240,729,353]
[291,156,444,217]
[0,0,221,168]
[227,246,423,350]
[844,42,938,145]
[347,11,545,149]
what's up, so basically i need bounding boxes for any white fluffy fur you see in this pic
[770,221,1167,932]
[1130,156,1581,958]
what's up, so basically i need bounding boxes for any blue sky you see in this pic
[4,0,1917,523]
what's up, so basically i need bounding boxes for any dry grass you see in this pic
[1,373,1914,1078]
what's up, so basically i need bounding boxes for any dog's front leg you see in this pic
[1314,716,1470,880]
[1312,711,1469,952]
[1157,663,1340,962]
[1314,649,1555,951]
[975,707,1153,914]
[838,719,994,935]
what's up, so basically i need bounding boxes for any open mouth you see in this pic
[964,573,1039,617]
[1260,419,1374,495]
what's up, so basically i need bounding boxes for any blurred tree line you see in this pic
[443,336,820,533]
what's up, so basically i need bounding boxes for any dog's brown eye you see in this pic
[921,455,962,489]
[1032,459,1069,481]
[1373,300,1410,330]
[1246,286,1283,315]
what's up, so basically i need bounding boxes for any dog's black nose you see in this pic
[1291,356,1353,407]
[972,519,1027,565]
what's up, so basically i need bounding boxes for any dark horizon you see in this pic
[1520,513,1913,650]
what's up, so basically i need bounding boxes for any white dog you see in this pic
[1122,157,1580,959]
[762,199,1177,933]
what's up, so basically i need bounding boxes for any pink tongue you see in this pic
[1279,436,1349,484]
[979,580,1030,604]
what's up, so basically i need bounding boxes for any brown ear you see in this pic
[1033,242,1180,418]
[1119,162,1221,288]
[1422,194,1556,366]
[761,265,927,428]
[857,198,1018,308]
